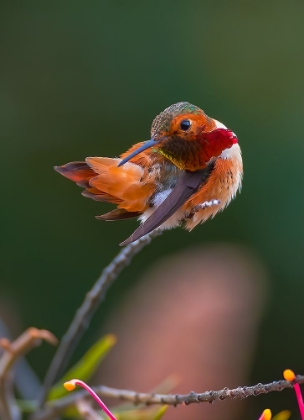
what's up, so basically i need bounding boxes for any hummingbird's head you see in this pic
[150,102,206,138]
[119,102,238,170]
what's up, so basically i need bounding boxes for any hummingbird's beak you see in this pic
[118,138,161,166]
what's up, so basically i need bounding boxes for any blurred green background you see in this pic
[0,1,303,418]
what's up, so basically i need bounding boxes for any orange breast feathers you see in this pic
[55,157,156,213]
[184,150,243,230]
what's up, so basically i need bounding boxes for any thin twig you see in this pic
[34,375,304,420]
[0,329,57,420]
[38,229,163,408]
[75,399,103,420]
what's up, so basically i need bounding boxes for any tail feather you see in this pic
[82,189,122,203]
[96,209,141,221]
[54,157,155,214]
[76,179,91,188]
[54,162,95,183]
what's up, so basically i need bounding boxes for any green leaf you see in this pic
[152,405,168,420]
[113,406,168,420]
[16,400,38,413]
[273,411,291,420]
[48,334,116,400]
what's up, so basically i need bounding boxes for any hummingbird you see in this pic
[55,102,243,246]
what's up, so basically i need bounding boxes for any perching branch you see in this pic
[0,329,57,420]
[75,399,103,420]
[39,229,163,407]
[34,375,304,420]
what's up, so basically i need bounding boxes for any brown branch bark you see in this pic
[39,229,163,408]
[75,399,103,420]
[0,329,57,420]
[34,375,304,420]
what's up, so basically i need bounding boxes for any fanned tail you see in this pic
[54,157,155,218]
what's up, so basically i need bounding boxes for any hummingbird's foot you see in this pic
[194,199,220,211]
[186,199,220,219]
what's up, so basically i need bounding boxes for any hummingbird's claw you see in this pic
[194,199,221,211]
[186,199,221,219]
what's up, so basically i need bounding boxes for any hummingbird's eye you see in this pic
[180,119,191,131]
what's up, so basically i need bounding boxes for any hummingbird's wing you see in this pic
[120,169,209,246]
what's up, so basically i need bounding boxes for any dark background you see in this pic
[1,1,303,419]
